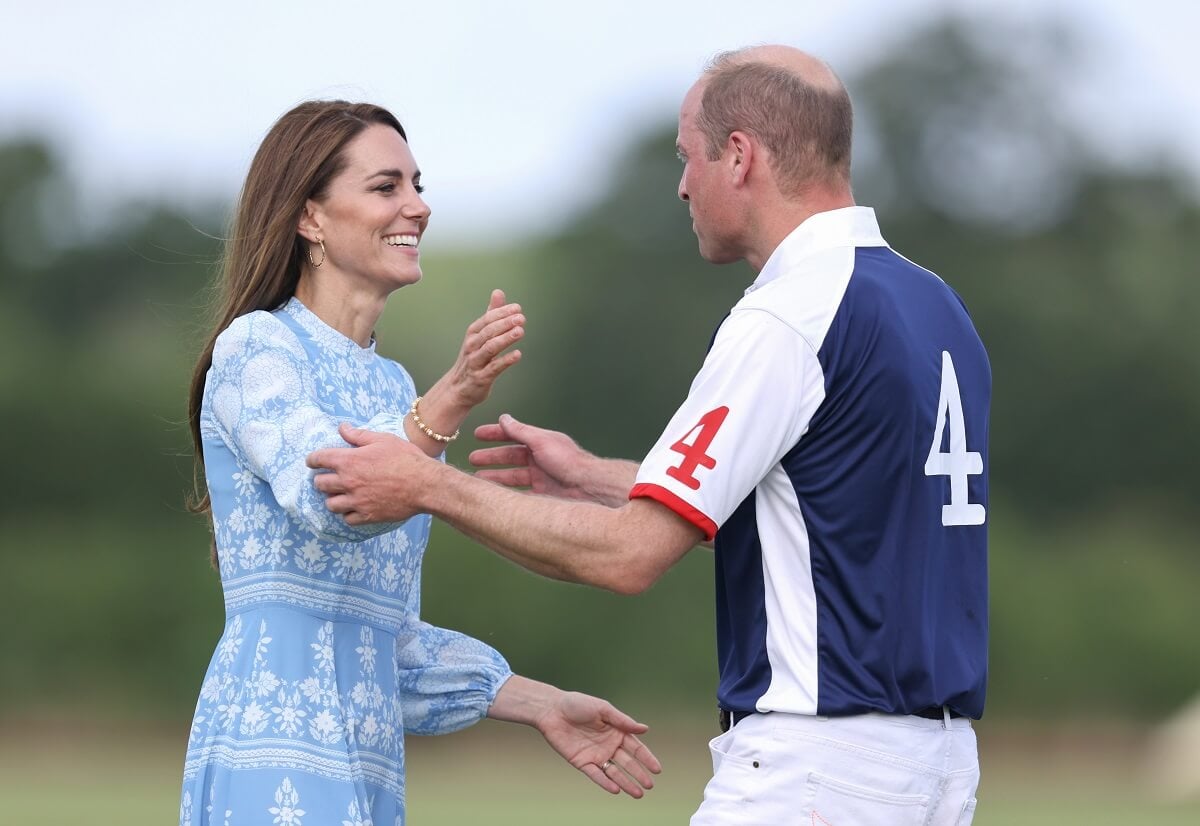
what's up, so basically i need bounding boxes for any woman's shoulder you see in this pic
[213,307,303,363]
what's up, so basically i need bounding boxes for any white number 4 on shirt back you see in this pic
[925,351,986,527]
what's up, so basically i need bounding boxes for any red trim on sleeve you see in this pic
[629,483,718,541]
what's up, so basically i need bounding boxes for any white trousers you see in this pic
[691,710,979,826]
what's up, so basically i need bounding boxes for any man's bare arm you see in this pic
[470,415,712,548]
[308,425,702,594]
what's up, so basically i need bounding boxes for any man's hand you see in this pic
[470,415,637,507]
[470,415,591,497]
[307,424,440,524]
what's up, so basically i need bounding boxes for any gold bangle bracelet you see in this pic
[409,396,460,443]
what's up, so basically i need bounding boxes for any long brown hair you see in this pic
[188,101,407,559]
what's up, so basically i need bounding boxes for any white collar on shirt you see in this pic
[746,206,887,295]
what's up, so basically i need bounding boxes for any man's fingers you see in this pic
[324,494,355,514]
[308,429,386,469]
[469,445,530,468]
[339,421,383,446]
[312,472,345,495]
[496,413,544,444]
[475,414,537,445]
[487,288,507,311]
[473,422,510,443]
[307,449,335,470]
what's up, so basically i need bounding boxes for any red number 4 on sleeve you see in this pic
[666,406,730,490]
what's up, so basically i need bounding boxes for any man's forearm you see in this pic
[422,461,692,595]
[310,429,701,593]
[427,462,636,590]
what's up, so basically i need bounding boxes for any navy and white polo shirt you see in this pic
[630,207,990,720]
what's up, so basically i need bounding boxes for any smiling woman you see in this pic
[179,100,661,825]
[296,123,430,306]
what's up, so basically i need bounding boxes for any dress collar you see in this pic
[281,296,378,361]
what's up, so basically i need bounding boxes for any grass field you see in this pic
[3,718,1198,824]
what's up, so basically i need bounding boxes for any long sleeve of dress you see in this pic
[207,311,408,543]
[394,586,513,735]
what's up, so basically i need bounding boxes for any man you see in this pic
[309,45,989,824]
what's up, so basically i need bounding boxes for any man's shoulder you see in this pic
[732,244,861,350]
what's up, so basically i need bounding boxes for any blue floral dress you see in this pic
[181,298,512,826]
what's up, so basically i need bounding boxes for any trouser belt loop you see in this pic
[718,708,753,732]
[942,704,952,730]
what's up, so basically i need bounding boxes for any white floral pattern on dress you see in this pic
[343,799,373,826]
[269,777,306,825]
[181,299,512,826]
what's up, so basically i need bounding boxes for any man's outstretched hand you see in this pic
[471,414,636,507]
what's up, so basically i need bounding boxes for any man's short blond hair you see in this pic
[696,51,853,195]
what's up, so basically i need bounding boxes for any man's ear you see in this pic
[727,131,754,187]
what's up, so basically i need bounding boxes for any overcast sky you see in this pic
[3,0,1198,246]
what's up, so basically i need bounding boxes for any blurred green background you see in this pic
[3,14,1199,824]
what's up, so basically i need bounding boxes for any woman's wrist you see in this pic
[405,379,472,451]
[487,675,561,731]
[409,396,460,443]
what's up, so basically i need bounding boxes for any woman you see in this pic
[181,101,658,825]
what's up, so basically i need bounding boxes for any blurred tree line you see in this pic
[2,16,1196,727]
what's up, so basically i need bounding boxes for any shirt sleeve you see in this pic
[207,311,411,543]
[631,308,826,539]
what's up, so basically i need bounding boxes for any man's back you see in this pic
[632,207,989,720]
[774,245,990,718]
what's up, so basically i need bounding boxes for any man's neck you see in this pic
[746,189,856,273]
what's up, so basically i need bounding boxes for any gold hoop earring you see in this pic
[308,239,326,268]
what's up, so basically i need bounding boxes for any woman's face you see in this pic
[307,123,431,292]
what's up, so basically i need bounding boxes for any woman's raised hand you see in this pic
[405,290,524,454]
[442,288,525,409]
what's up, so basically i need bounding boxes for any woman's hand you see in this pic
[441,288,525,409]
[536,690,663,798]
[487,676,662,798]
[405,289,524,453]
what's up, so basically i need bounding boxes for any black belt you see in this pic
[913,706,963,721]
[719,706,961,731]
[718,708,754,732]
